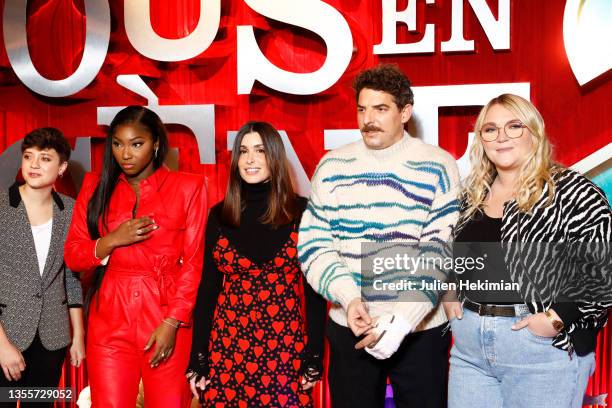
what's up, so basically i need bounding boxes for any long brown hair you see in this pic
[222,121,300,228]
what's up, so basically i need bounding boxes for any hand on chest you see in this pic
[105,186,187,241]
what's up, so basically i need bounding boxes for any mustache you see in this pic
[361,125,383,132]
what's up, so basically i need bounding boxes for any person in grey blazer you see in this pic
[0,128,85,408]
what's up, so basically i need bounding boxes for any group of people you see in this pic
[0,64,609,408]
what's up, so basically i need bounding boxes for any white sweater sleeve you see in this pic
[298,162,361,311]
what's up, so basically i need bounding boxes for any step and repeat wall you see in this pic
[0,0,610,406]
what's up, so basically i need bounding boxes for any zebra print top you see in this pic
[456,167,612,355]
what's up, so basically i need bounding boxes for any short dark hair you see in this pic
[353,64,414,108]
[21,127,71,162]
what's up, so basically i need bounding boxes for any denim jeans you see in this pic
[448,308,595,408]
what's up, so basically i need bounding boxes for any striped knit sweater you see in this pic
[298,134,460,331]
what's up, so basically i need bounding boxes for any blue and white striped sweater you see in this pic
[298,135,460,330]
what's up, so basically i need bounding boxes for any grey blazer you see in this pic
[0,183,83,351]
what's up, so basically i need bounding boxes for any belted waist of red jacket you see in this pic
[64,166,208,324]
[106,254,183,306]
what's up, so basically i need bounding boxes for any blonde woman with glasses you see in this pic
[444,94,611,407]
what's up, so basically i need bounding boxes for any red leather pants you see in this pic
[86,268,192,408]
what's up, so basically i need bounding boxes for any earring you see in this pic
[154,147,159,158]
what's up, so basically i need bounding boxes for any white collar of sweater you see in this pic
[360,131,417,161]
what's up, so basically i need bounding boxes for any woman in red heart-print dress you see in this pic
[187,121,326,407]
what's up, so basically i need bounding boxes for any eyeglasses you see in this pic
[479,120,526,142]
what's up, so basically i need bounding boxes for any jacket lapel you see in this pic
[10,196,43,283]
[9,183,66,285]
[41,192,66,285]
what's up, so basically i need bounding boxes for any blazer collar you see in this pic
[9,182,65,211]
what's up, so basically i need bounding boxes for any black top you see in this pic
[454,211,522,304]
[188,181,326,376]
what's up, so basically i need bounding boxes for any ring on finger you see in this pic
[136,228,143,235]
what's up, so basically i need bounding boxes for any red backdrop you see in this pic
[0,1,610,407]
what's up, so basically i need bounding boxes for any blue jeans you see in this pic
[448,308,595,408]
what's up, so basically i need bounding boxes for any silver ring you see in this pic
[136,229,143,235]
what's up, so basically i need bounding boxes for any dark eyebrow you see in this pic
[23,149,53,156]
[357,103,390,109]
[113,136,146,142]
[240,144,265,148]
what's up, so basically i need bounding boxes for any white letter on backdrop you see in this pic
[441,0,510,52]
[237,0,353,95]
[124,0,220,61]
[374,0,436,54]
[3,0,110,97]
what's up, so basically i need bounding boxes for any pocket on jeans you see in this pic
[449,316,462,336]
[524,327,553,343]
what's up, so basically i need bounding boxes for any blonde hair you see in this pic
[460,94,557,224]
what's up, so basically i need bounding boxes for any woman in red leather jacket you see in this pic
[64,106,207,407]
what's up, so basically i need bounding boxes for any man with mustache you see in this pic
[298,65,460,407]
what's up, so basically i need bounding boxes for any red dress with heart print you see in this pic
[188,183,326,408]
[204,229,312,407]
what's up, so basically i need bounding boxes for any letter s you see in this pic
[237,0,352,95]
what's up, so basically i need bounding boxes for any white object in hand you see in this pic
[365,314,412,360]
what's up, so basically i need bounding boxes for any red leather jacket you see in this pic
[64,166,207,324]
